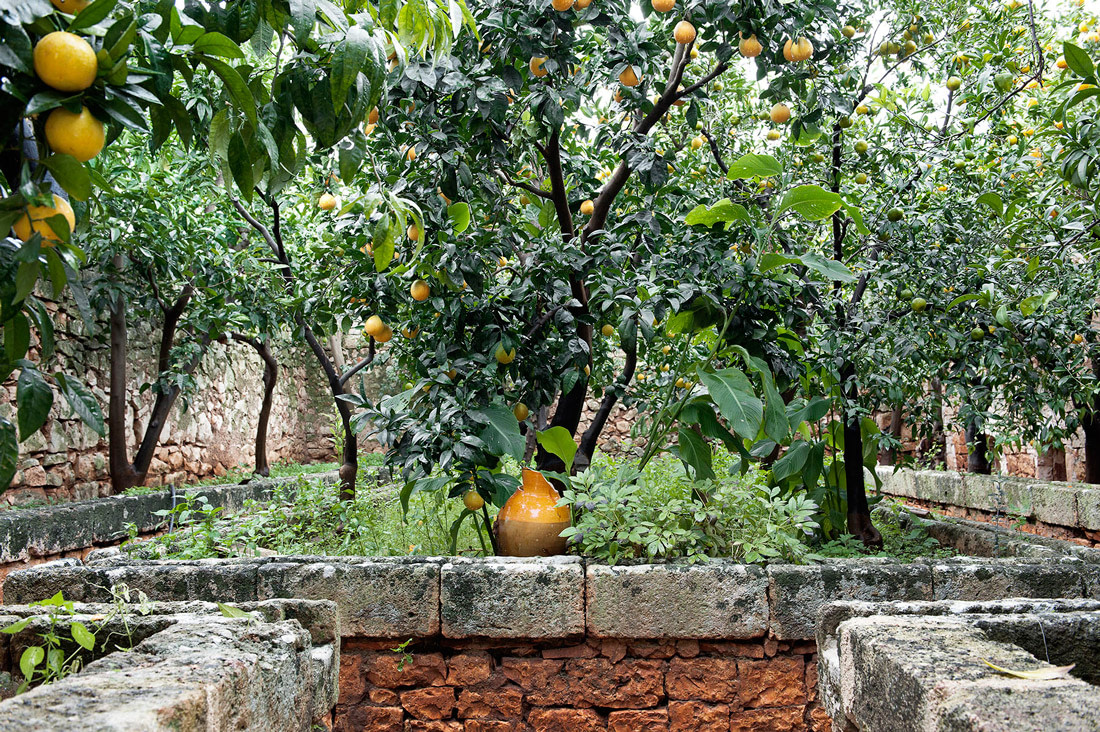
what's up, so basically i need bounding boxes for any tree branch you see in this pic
[497,170,552,201]
[339,341,377,387]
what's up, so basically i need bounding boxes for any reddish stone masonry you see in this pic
[334,636,829,732]
[899,497,1100,548]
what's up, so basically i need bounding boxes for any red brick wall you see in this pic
[335,636,829,732]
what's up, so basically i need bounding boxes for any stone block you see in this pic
[456,685,523,719]
[2,564,113,604]
[913,470,965,505]
[767,562,933,640]
[1029,484,1078,527]
[737,657,806,708]
[101,560,260,603]
[259,558,440,638]
[666,657,738,702]
[877,466,917,499]
[528,708,606,732]
[930,559,1086,601]
[729,706,806,732]
[667,701,728,732]
[608,709,668,732]
[586,561,767,639]
[1078,489,1100,531]
[441,557,582,639]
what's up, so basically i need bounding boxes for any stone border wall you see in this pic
[877,466,1100,545]
[0,471,340,599]
[817,598,1100,731]
[0,598,339,731]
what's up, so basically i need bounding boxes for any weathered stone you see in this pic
[1029,484,1078,527]
[528,708,605,732]
[667,701,728,732]
[876,465,917,498]
[456,685,523,719]
[400,686,455,720]
[729,706,805,732]
[259,558,440,637]
[737,657,806,708]
[586,562,768,639]
[767,562,933,640]
[446,652,493,686]
[913,470,965,505]
[441,557,583,639]
[607,709,668,732]
[665,657,738,702]
[564,658,664,708]
[362,652,446,689]
[930,559,1085,601]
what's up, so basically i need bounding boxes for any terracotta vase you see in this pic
[495,468,572,557]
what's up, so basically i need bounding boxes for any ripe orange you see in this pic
[618,66,640,86]
[407,223,420,241]
[410,279,430,301]
[529,56,548,77]
[575,0,592,7]
[495,345,516,364]
[674,20,696,45]
[44,106,105,162]
[651,0,674,11]
[601,324,614,337]
[782,36,813,62]
[738,33,762,57]
[580,199,595,215]
[552,0,573,10]
[50,0,91,13]
[12,194,75,245]
[375,325,394,343]
[367,107,379,124]
[319,193,337,211]
[770,103,790,124]
[34,32,97,92]
[402,327,419,339]
[513,402,530,421]
[365,315,386,338]
[406,146,417,161]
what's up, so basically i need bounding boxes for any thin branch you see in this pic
[525,304,565,340]
[701,127,728,174]
[230,197,279,257]
[497,170,552,200]
[339,342,376,387]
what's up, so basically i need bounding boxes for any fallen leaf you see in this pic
[982,659,1075,680]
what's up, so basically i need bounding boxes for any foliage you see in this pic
[557,454,821,565]
[815,500,956,562]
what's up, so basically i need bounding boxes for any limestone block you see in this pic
[587,561,768,639]
[1077,489,1100,531]
[1029,484,1078,527]
[930,558,1086,601]
[913,470,965,505]
[443,556,583,639]
[876,466,917,499]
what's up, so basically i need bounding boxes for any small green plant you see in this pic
[149,493,225,559]
[391,638,414,671]
[816,500,955,562]
[557,455,821,565]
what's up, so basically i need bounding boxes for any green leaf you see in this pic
[448,202,470,233]
[217,603,254,619]
[1063,42,1094,78]
[776,185,843,221]
[476,404,524,461]
[798,252,855,283]
[1,617,31,634]
[976,192,1003,217]
[68,0,118,30]
[727,153,781,179]
[760,370,789,443]
[227,132,254,200]
[331,25,371,110]
[758,252,799,272]
[16,366,53,442]
[536,426,577,475]
[697,367,762,440]
[994,304,1009,327]
[55,373,105,436]
[448,508,474,555]
[772,440,811,482]
[70,621,95,650]
[372,214,395,271]
[946,293,981,310]
[197,56,257,127]
[14,261,40,305]
[289,0,317,44]
[41,155,91,201]
[19,646,43,681]
[677,427,715,480]
[0,419,16,492]
[684,198,749,227]
[192,31,244,59]
[337,134,365,183]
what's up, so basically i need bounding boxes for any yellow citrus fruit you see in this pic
[495,345,516,364]
[44,106,104,162]
[674,20,696,45]
[406,146,417,161]
[319,193,337,211]
[575,0,592,7]
[34,32,97,92]
[691,136,704,150]
[770,103,791,124]
[782,36,813,62]
[513,402,530,421]
[689,47,699,59]
[601,324,614,337]
[552,0,573,9]
[651,0,674,11]
[842,25,856,39]
[580,199,595,215]
[462,490,485,511]
[402,327,419,339]
[738,33,762,58]
[1056,56,1068,69]
[530,56,548,77]
[618,66,640,87]
[766,129,781,141]
[365,315,386,338]
[375,325,393,343]
[407,223,420,241]
[12,195,75,245]
[50,0,91,13]
[446,369,458,380]
[367,107,379,125]
[410,280,430,301]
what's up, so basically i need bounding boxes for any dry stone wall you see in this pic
[0,304,385,505]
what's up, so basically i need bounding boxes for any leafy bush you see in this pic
[815,500,955,562]
[558,455,820,565]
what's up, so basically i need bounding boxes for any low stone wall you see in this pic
[0,471,339,600]
[4,525,1100,732]
[0,598,339,731]
[878,466,1100,545]
[818,598,1100,731]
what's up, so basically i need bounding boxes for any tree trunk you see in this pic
[966,420,991,474]
[107,294,140,493]
[233,334,277,477]
[1083,361,1100,484]
[878,407,903,465]
[300,319,357,499]
[841,367,882,548]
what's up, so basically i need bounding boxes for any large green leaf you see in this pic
[41,155,91,201]
[536,426,577,475]
[684,198,749,227]
[776,185,843,221]
[289,0,317,43]
[976,192,1003,217]
[55,373,105,436]
[16,366,52,442]
[727,153,781,179]
[448,202,470,233]
[677,427,715,480]
[197,56,257,127]
[1063,42,1094,79]
[0,418,17,491]
[192,31,245,59]
[331,26,371,110]
[476,404,524,461]
[798,252,856,283]
[372,214,395,271]
[697,367,762,440]
[772,440,811,482]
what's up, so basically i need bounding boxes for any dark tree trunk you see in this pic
[878,407,903,465]
[840,364,882,547]
[1083,361,1100,484]
[966,420,991,474]
[107,280,202,493]
[300,320,358,499]
[232,334,277,477]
